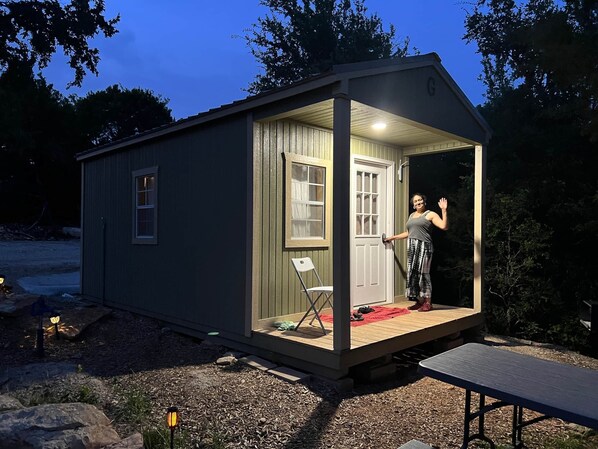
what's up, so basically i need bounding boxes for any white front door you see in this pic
[351,157,394,307]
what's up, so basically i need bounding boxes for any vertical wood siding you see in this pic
[254,121,404,320]
[82,115,250,334]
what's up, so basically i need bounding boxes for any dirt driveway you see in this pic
[0,240,80,294]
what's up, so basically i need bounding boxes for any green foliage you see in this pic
[465,0,598,141]
[0,66,173,224]
[74,84,173,147]
[25,387,60,406]
[245,0,409,93]
[143,427,189,449]
[0,0,119,87]
[73,384,99,404]
[545,429,598,449]
[462,0,598,352]
[484,190,554,338]
[114,387,152,425]
[21,381,100,406]
[0,64,82,222]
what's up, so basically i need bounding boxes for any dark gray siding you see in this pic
[82,114,250,335]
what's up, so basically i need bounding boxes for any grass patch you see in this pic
[113,387,151,425]
[142,427,189,449]
[75,385,100,405]
[545,430,598,449]
[26,387,60,406]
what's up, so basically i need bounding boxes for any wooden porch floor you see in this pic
[254,300,482,352]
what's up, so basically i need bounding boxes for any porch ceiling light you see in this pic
[0,274,4,285]
[372,122,387,130]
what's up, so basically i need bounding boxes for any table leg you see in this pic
[462,390,497,449]
[511,405,524,449]
[462,389,471,448]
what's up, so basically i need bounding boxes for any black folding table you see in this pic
[418,343,598,448]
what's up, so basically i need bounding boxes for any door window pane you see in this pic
[354,168,382,237]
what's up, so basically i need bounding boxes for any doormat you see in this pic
[319,306,410,327]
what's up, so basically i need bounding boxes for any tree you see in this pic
[0,73,173,224]
[464,0,598,140]
[0,0,119,87]
[74,85,174,147]
[462,1,598,352]
[245,0,408,93]
[0,64,82,223]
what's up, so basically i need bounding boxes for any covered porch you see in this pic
[247,54,490,379]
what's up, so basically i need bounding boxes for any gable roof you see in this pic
[77,53,490,161]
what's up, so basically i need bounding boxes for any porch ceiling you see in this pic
[270,99,469,149]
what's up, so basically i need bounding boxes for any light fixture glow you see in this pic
[0,275,5,285]
[50,313,61,339]
[167,407,179,429]
[372,122,387,130]
[167,407,179,449]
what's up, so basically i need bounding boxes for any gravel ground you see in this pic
[2,301,597,449]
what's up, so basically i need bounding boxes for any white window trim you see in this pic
[132,166,158,245]
[283,153,332,248]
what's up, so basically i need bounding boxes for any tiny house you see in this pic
[77,54,491,379]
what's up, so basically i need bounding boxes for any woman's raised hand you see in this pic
[438,197,448,210]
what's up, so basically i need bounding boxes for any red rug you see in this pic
[319,306,410,327]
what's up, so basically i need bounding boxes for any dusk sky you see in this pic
[43,1,486,120]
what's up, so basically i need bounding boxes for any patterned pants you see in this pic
[406,238,433,300]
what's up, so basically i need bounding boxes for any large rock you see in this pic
[0,394,23,412]
[55,305,112,340]
[0,402,121,449]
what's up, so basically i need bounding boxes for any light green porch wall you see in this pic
[254,120,406,321]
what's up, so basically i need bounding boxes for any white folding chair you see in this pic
[291,257,333,334]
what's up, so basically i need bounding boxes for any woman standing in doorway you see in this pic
[384,194,448,312]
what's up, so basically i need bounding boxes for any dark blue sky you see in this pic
[44,1,486,120]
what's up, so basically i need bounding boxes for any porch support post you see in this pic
[332,91,351,351]
[473,144,486,313]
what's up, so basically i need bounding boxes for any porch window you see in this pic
[132,167,158,244]
[284,153,332,248]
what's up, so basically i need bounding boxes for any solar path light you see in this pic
[50,313,60,340]
[167,406,179,449]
